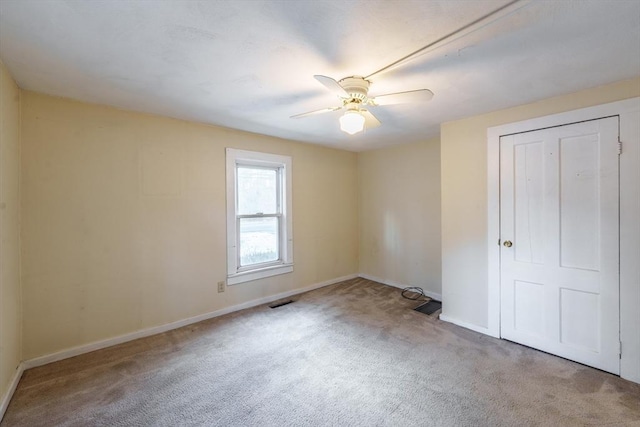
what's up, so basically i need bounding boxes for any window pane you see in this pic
[239,217,279,266]
[237,166,277,215]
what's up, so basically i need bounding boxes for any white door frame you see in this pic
[487,97,640,383]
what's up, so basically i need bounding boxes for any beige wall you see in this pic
[358,138,441,297]
[0,62,22,402]
[441,77,640,328]
[20,92,358,359]
[12,72,640,372]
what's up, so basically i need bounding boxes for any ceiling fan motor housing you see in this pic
[338,76,370,104]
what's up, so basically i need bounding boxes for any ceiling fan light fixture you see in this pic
[339,110,365,135]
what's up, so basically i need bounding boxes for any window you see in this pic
[226,148,293,285]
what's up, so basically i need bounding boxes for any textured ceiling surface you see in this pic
[1,0,639,151]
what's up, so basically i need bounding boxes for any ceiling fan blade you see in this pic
[314,75,349,97]
[290,106,342,119]
[371,89,434,106]
[361,109,381,129]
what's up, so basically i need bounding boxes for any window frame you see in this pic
[235,164,281,271]
[226,148,293,285]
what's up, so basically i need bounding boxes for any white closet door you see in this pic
[500,117,620,374]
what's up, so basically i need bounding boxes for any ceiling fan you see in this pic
[290,1,529,136]
[291,75,433,135]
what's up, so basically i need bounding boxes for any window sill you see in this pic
[227,263,294,285]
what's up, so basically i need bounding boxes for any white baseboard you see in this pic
[358,273,442,302]
[0,362,24,422]
[22,273,357,370]
[439,314,498,338]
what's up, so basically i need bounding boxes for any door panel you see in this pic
[513,142,545,265]
[559,133,601,270]
[500,117,619,374]
[560,288,599,351]
[514,280,545,337]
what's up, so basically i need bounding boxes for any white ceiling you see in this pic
[1,0,639,151]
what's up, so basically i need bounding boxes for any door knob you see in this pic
[503,240,513,248]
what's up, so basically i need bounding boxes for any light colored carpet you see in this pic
[3,278,639,426]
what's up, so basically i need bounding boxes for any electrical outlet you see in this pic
[217,281,225,293]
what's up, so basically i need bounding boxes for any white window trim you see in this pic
[226,148,293,285]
